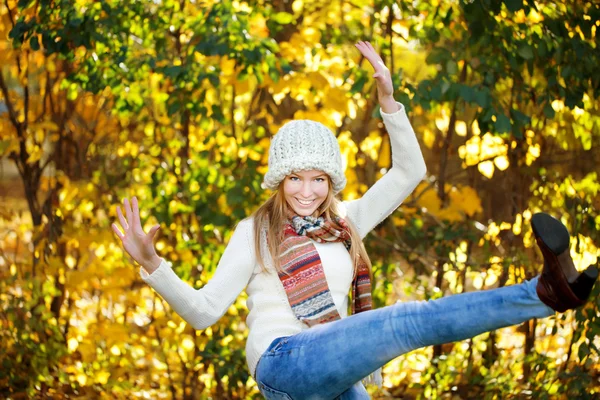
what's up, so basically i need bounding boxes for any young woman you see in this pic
[112,41,598,399]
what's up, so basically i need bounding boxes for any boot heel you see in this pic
[570,266,599,302]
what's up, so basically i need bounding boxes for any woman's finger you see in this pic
[112,223,124,240]
[356,42,383,69]
[124,198,133,226]
[366,42,381,61]
[355,42,368,53]
[147,224,161,241]
[116,205,129,230]
[362,42,384,62]
[131,196,142,230]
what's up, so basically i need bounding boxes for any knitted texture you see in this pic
[278,214,372,327]
[263,120,347,193]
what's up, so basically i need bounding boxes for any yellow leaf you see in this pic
[68,337,79,352]
[377,139,391,168]
[322,87,348,113]
[458,186,482,216]
[422,128,435,149]
[455,121,467,136]
[76,373,87,386]
[249,14,269,38]
[78,341,96,362]
[472,120,481,136]
[181,335,195,351]
[360,131,382,161]
[416,185,441,215]
[308,71,329,89]
[26,145,43,163]
[65,255,77,268]
[95,371,111,385]
[337,131,358,169]
[478,160,495,178]
[30,121,59,132]
[110,344,121,356]
[435,115,449,131]
[220,56,236,76]
[526,143,540,165]
[494,155,510,171]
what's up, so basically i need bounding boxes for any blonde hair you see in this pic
[252,178,372,276]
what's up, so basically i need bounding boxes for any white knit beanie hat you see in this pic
[262,120,347,193]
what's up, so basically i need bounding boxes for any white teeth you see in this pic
[297,198,314,205]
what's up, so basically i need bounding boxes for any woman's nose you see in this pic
[300,182,312,197]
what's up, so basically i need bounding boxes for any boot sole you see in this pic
[531,213,579,284]
[531,213,570,255]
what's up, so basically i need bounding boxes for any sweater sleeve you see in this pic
[345,103,427,239]
[139,218,256,330]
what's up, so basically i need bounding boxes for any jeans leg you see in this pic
[255,278,553,400]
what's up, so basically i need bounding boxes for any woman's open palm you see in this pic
[355,41,393,98]
[112,197,161,269]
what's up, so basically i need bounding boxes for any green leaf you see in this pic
[459,85,475,103]
[17,0,34,8]
[538,40,548,57]
[30,36,39,51]
[446,60,458,75]
[511,109,530,125]
[430,83,442,101]
[350,73,367,94]
[474,90,491,108]
[504,0,523,13]
[426,47,451,65]
[167,100,181,116]
[271,12,294,25]
[495,113,511,133]
[0,140,12,154]
[163,65,182,78]
[517,44,534,60]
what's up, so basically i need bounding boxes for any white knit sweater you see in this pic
[140,103,427,378]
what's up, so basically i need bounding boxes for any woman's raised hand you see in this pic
[355,41,394,99]
[112,197,162,273]
[355,40,399,113]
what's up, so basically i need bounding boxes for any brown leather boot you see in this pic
[531,213,597,312]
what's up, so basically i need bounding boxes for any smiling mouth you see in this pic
[295,198,315,206]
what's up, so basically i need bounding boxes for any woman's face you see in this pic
[282,170,330,217]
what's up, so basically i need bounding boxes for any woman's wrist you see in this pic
[378,95,399,114]
[142,255,163,275]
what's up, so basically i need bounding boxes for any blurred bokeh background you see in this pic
[1,0,599,398]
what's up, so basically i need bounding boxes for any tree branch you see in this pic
[438,61,468,204]
[0,70,23,137]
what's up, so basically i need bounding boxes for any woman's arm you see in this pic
[139,219,255,329]
[344,105,427,238]
[113,198,256,330]
[344,42,427,238]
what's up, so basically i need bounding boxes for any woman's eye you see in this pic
[290,176,299,181]
[315,178,325,182]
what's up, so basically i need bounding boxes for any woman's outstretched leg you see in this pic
[255,214,598,400]
[256,278,553,399]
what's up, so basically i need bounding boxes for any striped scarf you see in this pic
[278,213,372,326]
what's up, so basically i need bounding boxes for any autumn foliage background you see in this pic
[1,0,599,398]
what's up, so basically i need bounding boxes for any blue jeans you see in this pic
[255,277,553,399]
